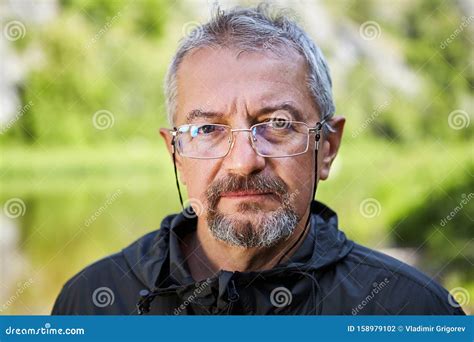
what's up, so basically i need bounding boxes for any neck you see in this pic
[182,206,312,282]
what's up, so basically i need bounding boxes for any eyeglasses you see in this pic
[170,120,325,159]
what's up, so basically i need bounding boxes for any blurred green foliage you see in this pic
[393,168,474,283]
[4,0,171,147]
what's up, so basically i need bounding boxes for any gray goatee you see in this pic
[205,174,299,248]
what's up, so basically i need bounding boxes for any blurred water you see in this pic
[0,185,180,314]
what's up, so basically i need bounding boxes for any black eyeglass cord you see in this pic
[171,137,185,209]
[275,123,322,265]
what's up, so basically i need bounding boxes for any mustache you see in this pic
[205,173,288,208]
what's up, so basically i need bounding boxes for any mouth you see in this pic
[220,191,275,199]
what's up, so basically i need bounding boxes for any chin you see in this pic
[219,201,280,215]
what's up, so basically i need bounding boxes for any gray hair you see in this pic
[165,4,335,132]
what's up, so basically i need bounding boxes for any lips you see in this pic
[220,191,274,198]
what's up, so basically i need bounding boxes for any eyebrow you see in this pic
[184,103,305,124]
[255,103,305,122]
[185,109,223,123]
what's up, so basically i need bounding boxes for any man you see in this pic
[52,5,464,315]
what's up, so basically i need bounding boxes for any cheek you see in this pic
[182,159,219,204]
[276,154,315,208]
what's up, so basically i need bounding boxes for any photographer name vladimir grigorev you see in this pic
[404,325,466,334]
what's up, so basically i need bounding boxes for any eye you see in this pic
[269,118,292,130]
[199,124,217,134]
[190,124,223,138]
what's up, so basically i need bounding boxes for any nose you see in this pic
[223,130,266,176]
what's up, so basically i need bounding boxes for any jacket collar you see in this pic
[123,200,353,291]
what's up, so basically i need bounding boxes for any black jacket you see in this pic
[52,201,465,315]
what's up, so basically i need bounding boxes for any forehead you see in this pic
[175,46,316,123]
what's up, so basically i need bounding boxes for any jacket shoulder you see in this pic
[51,252,142,315]
[343,243,465,315]
[51,227,170,315]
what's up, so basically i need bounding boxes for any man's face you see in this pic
[162,47,341,248]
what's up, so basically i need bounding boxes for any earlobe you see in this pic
[318,140,331,180]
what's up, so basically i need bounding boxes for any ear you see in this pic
[319,116,345,181]
[159,128,186,185]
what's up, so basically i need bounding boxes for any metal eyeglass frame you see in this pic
[169,120,326,160]
[169,119,327,209]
